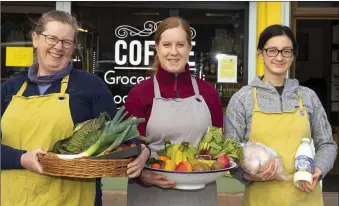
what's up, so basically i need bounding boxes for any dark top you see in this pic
[125,64,224,137]
[275,86,284,96]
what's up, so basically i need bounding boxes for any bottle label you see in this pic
[295,155,314,173]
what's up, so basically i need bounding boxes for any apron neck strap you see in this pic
[297,89,304,110]
[16,82,28,96]
[15,74,70,98]
[153,76,161,98]
[253,87,260,111]
[253,88,304,111]
[59,74,70,98]
[191,76,200,96]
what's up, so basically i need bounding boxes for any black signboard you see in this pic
[95,20,197,107]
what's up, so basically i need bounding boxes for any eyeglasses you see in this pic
[263,48,294,58]
[39,33,75,49]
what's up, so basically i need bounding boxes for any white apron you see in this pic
[127,76,216,206]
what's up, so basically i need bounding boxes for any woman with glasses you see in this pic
[224,24,337,205]
[1,10,148,206]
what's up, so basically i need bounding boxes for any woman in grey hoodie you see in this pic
[225,25,337,206]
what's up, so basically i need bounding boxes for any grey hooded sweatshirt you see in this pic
[225,76,338,185]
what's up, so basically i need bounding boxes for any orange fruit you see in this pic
[151,163,161,169]
[158,156,169,161]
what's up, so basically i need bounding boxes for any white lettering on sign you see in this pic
[106,21,198,104]
[114,40,196,69]
[104,70,150,85]
[113,95,127,105]
[144,40,154,66]
[130,40,142,65]
[115,40,127,65]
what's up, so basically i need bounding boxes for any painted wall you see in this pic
[255,2,283,77]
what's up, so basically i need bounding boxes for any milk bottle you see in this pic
[293,138,315,188]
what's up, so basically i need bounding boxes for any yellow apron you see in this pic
[1,75,96,206]
[243,88,323,206]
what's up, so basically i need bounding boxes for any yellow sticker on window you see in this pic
[6,47,33,67]
[217,54,237,83]
[219,58,235,78]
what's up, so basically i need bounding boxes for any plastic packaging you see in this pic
[241,141,289,181]
[293,138,315,188]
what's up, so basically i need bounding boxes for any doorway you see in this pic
[293,5,339,194]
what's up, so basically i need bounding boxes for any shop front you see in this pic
[1,1,338,205]
[1,2,250,203]
[70,2,249,112]
[64,2,251,203]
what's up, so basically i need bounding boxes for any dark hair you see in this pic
[257,24,298,56]
[152,17,192,72]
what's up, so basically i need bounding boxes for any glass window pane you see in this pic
[73,4,247,108]
[74,6,170,107]
[1,13,39,82]
[178,9,246,108]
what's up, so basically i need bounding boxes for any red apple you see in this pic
[217,156,230,168]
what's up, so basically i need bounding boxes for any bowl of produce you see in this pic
[144,127,243,190]
[145,154,237,190]
[37,106,148,178]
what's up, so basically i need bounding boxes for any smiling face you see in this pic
[155,27,192,73]
[32,21,75,75]
[259,35,295,77]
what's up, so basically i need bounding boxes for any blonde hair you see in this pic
[151,17,192,74]
[31,10,79,62]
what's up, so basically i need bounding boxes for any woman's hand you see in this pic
[20,148,46,174]
[243,159,278,182]
[126,144,150,178]
[140,169,176,188]
[298,167,322,193]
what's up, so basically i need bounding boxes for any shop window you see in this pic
[73,3,248,108]
[178,9,245,111]
[1,13,40,82]
[1,12,95,82]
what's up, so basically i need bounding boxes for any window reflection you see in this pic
[1,13,39,82]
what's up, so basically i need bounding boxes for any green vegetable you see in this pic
[52,112,110,154]
[198,126,224,155]
[97,124,140,156]
[214,139,243,161]
[53,106,146,160]
[198,126,243,161]
[209,142,222,150]
[146,157,163,165]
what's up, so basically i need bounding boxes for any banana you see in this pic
[187,158,211,171]
[172,142,197,165]
[174,149,184,165]
[165,144,174,157]
[197,159,216,168]
[170,144,181,161]
[163,159,176,171]
[188,145,197,156]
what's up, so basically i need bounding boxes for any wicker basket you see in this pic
[37,153,133,178]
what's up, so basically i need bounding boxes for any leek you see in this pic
[55,106,145,160]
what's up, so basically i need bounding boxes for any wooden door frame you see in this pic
[291,1,339,133]
[290,2,339,78]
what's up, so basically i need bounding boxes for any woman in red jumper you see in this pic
[125,17,223,206]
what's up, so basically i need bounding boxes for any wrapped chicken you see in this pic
[241,141,289,181]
